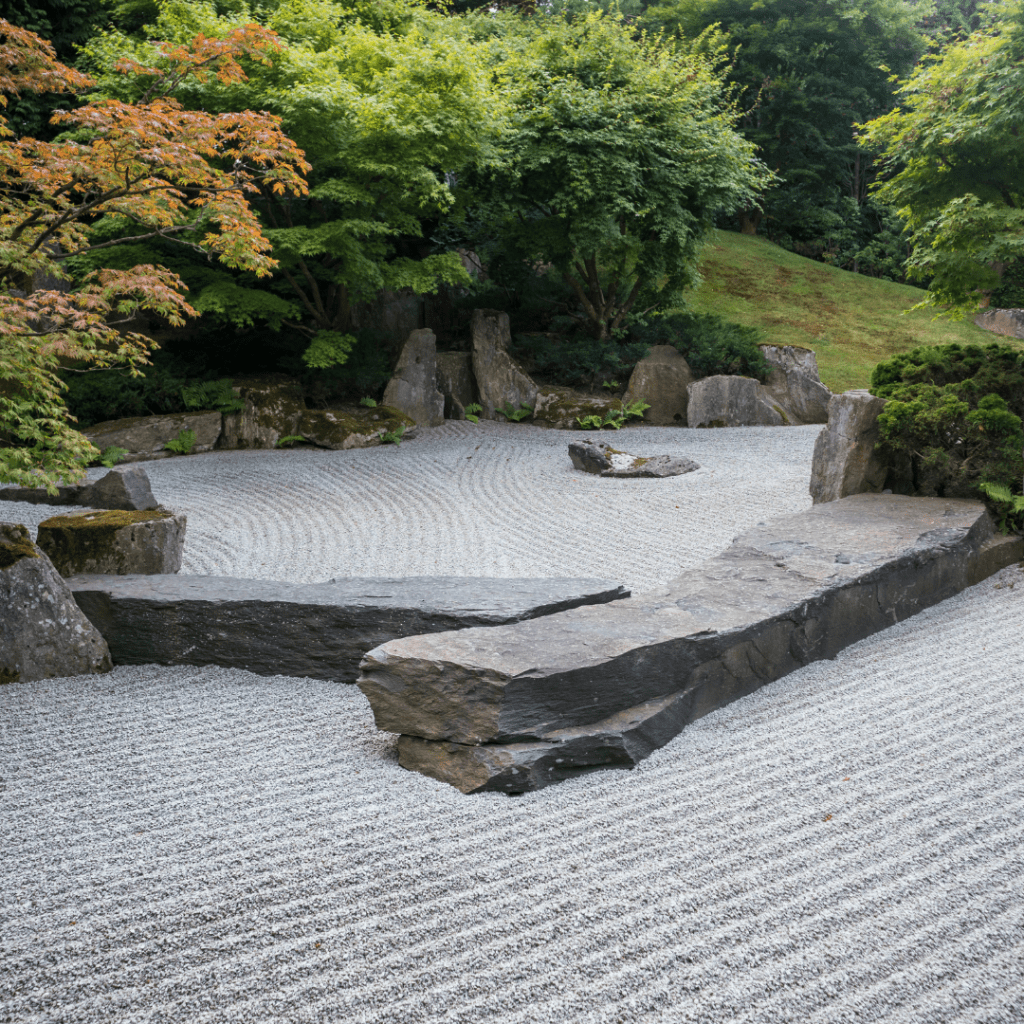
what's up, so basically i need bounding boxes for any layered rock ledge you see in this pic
[357,494,1016,794]
[68,575,629,683]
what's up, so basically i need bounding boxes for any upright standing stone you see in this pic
[435,352,477,420]
[382,329,445,428]
[623,346,694,425]
[0,523,112,683]
[809,390,890,504]
[758,345,831,425]
[78,466,159,511]
[470,309,538,420]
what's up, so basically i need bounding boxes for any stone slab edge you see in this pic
[68,575,629,683]
[360,495,1005,794]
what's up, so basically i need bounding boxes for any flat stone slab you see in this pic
[68,575,629,683]
[357,494,999,793]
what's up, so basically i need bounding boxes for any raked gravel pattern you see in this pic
[2,423,1023,1024]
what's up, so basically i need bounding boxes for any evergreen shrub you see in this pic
[869,342,1024,509]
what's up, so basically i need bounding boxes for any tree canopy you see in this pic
[0,17,308,487]
[861,2,1024,314]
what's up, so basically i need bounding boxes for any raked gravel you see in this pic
[1,422,1023,1024]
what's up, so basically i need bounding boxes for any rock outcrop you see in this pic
[436,352,477,420]
[85,411,222,462]
[568,441,700,478]
[622,346,693,425]
[297,407,417,450]
[357,494,995,793]
[382,329,445,428]
[809,390,890,504]
[37,510,187,576]
[0,523,112,683]
[758,345,831,425]
[69,575,630,683]
[470,309,538,420]
[686,375,785,427]
[0,466,157,511]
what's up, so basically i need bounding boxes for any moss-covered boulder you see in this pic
[532,387,623,430]
[298,406,417,449]
[0,523,112,683]
[218,375,305,450]
[36,509,187,577]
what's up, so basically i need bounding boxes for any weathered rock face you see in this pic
[568,441,700,478]
[0,466,157,511]
[0,523,112,684]
[69,575,630,683]
[85,411,222,461]
[298,407,417,450]
[974,308,1024,340]
[382,329,445,428]
[471,309,538,420]
[809,390,890,504]
[532,387,623,430]
[687,375,785,428]
[758,344,831,425]
[622,346,693,425]
[37,510,186,577]
[219,376,304,450]
[358,494,994,793]
[435,352,477,420]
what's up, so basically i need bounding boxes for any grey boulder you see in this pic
[0,465,157,511]
[0,523,112,684]
[974,308,1024,340]
[622,345,693,425]
[85,410,222,461]
[471,309,538,420]
[809,390,890,504]
[568,441,700,478]
[382,329,445,428]
[687,375,785,428]
[435,351,477,420]
[37,509,186,577]
[358,494,993,793]
[758,344,831,425]
[69,574,630,683]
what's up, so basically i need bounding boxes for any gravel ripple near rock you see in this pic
[2,423,1023,1024]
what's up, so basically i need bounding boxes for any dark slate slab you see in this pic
[358,494,997,794]
[68,575,630,683]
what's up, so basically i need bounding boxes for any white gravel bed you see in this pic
[2,424,1023,1023]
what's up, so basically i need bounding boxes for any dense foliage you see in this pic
[870,343,1024,505]
[861,3,1024,314]
[0,18,308,487]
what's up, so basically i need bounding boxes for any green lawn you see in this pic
[687,231,1017,393]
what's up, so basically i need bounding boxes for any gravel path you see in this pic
[2,423,1023,1024]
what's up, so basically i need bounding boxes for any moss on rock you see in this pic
[0,523,39,571]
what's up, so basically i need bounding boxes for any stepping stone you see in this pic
[357,494,1010,794]
[68,575,630,683]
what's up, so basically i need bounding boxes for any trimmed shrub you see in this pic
[869,342,1024,506]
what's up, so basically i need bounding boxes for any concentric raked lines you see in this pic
[2,425,1023,1023]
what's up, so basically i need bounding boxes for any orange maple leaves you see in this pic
[0,18,310,487]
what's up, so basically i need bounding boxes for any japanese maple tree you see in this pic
[0,17,309,489]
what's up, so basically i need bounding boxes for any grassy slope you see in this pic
[687,231,1017,393]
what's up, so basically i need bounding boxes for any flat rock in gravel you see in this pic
[358,494,995,793]
[569,441,700,478]
[69,575,630,683]
[0,523,112,683]
[0,465,157,511]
